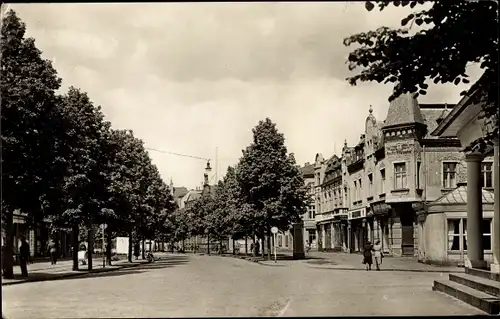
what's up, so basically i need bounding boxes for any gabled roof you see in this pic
[421,108,452,139]
[431,184,494,205]
[173,187,188,199]
[300,163,315,177]
[184,190,202,202]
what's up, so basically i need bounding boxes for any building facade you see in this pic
[300,163,317,248]
[314,94,494,261]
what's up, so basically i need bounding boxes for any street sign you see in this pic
[271,227,278,234]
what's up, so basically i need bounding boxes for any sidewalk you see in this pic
[305,251,464,273]
[2,258,148,286]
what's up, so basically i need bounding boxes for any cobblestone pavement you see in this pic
[2,253,483,318]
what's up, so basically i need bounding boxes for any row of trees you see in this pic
[162,118,310,259]
[1,10,176,278]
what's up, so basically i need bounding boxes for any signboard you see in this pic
[371,202,391,216]
[271,227,278,234]
[348,208,366,220]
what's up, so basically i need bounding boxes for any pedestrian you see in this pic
[19,235,30,277]
[362,241,373,271]
[305,240,311,256]
[372,240,383,271]
[254,240,260,256]
[47,238,58,265]
[250,242,255,256]
[134,242,140,260]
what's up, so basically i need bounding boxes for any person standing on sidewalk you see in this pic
[19,236,30,277]
[372,240,383,271]
[362,241,373,271]
[47,238,58,265]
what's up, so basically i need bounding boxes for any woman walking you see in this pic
[362,241,373,271]
[372,240,383,271]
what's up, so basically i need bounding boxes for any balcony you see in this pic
[347,158,365,174]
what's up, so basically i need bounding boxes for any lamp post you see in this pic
[362,218,367,246]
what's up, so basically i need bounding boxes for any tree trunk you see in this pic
[245,237,248,255]
[232,238,235,255]
[141,239,145,260]
[106,228,112,266]
[207,234,210,255]
[72,224,79,271]
[261,232,265,259]
[2,212,15,279]
[87,220,94,271]
[128,230,133,263]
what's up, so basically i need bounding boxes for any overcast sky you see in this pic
[9,3,481,190]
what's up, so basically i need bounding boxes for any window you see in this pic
[368,174,373,196]
[344,187,348,204]
[380,169,386,194]
[394,162,407,189]
[482,219,492,250]
[353,181,357,202]
[443,162,457,189]
[481,162,493,188]
[447,218,492,252]
[416,162,421,189]
[284,235,288,248]
[278,235,283,247]
[447,219,461,251]
[308,205,315,219]
[358,179,362,200]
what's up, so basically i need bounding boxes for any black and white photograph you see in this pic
[1,1,499,317]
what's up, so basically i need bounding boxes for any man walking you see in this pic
[19,236,30,277]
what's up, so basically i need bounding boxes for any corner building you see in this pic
[315,93,492,259]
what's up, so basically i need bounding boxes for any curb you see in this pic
[2,261,146,286]
[307,265,464,273]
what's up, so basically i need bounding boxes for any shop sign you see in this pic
[348,208,366,220]
[371,202,391,215]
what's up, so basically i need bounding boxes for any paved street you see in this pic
[2,254,484,317]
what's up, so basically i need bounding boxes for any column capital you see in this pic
[465,153,485,162]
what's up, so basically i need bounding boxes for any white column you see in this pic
[491,142,500,273]
[465,154,487,269]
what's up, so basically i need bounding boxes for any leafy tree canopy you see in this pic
[344,1,498,149]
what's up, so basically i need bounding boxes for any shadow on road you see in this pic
[4,255,191,284]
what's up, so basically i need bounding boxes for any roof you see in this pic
[184,190,202,202]
[173,187,188,199]
[431,73,487,137]
[300,163,315,177]
[431,184,494,205]
[421,108,452,139]
[383,93,425,128]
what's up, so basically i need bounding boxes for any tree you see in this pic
[344,1,498,151]
[1,10,63,278]
[49,87,115,271]
[237,118,308,258]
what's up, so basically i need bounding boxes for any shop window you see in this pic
[442,162,457,189]
[394,162,407,189]
[481,162,493,188]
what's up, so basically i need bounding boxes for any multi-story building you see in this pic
[315,93,494,261]
[314,154,349,252]
[300,163,317,248]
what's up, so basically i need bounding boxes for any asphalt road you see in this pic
[2,254,484,318]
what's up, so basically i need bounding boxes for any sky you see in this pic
[8,3,481,190]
